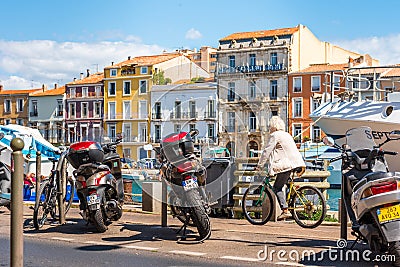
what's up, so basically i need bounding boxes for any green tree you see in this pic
[153,70,171,85]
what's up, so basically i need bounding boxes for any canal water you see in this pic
[327,188,340,211]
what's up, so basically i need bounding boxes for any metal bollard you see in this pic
[340,175,348,240]
[57,158,66,224]
[35,151,41,200]
[10,137,24,267]
[161,179,167,227]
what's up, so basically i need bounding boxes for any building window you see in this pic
[17,99,24,112]
[123,101,131,119]
[110,69,117,77]
[108,102,116,119]
[189,124,196,133]
[94,102,101,118]
[95,86,101,97]
[123,148,131,158]
[227,112,235,132]
[333,74,341,91]
[293,98,303,118]
[174,124,181,133]
[174,101,181,119]
[311,76,320,92]
[81,102,88,118]
[69,103,76,118]
[82,87,88,97]
[270,80,277,100]
[5,119,10,125]
[123,123,132,142]
[228,82,235,101]
[123,81,131,95]
[139,80,147,94]
[189,100,196,118]
[207,99,215,118]
[154,125,161,143]
[17,119,23,125]
[31,100,38,116]
[139,123,147,142]
[249,54,256,66]
[249,81,256,99]
[293,77,302,93]
[70,88,76,98]
[229,55,235,69]
[141,67,148,74]
[108,82,116,96]
[311,98,320,113]
[270,52,278,65]
[208,124,215,139]
[312,125,321,142]
[57,100,63,116]
[154,102,161,119]
[4,99,11,113]
[249,112,256,131]
[108,124,116,141]
[293,124,302,143]
[139,101,147,119]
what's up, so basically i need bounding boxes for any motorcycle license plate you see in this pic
[377,203,400,223]
[182,177,198,191]
[87,194,100,206]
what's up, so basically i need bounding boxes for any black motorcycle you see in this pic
[325,126,400,266]
[66,138,124,232]
[158,130,211,243]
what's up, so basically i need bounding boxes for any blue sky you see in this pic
[1,0,400,89]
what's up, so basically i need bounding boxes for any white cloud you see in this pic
[332,34,400,65]
[0,40,166,89]
[185,28,202,40]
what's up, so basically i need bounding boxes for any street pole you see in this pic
[161,179,167,227]
[57,157,66,224]
[10,137,24,267]
[340,174,347,240]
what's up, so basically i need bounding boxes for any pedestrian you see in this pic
[256,116,306,220]
[23,172,36,200]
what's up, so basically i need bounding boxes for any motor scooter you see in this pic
[0,133,12,210]
[324,126,400,266]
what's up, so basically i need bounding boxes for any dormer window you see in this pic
[110,69,117,77]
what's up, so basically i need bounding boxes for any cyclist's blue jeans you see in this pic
[273,170,291,209]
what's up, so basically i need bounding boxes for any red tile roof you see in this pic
[0,88,42,95]
[30,86,65,96]
[105,53,182,69]
[293,63,348,74]
[219,26,299,42]
[66,72,104,85]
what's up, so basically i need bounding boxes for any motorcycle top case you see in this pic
[67,141,104,169]
[161,132,195,164]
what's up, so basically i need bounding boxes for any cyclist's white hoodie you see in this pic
[258,130,305,176]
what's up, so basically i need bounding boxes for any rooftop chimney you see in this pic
[111,62,114,66]
[54,83,58,89]
[80,72,84,79]
[128,56,131,60]
[0,85,2,92]
[86,69,90,77]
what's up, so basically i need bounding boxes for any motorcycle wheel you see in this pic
[186,189,211,240]
[93,208,108,233]
[169,192,194,226]
[389,241,400,267]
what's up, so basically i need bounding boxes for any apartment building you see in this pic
[151,82,218,147]
[64,71,104,144]
[0,86,41,126]
[103,52,209,160]
[216,24,373,157]
[287,55,377,143]
[183,46,218,78]
[29,85,65,144]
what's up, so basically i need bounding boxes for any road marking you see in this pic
[169,250,206,256]
[122,245,159,251]
[23,234,36,237]
[84,241,109,245]
[220,256,260,262]
[51,237,75,242]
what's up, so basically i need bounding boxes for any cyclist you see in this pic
[256,116,306,220]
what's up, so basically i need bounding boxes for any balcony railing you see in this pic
[66,91,103,99]
[204,111,216,119]
[30,111,38,117]
[152,113,162,120]
[104,112,147,120]
[218,63,286,75]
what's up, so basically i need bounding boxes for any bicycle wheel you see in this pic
[242,184,274,225]
[64,176,75,214]
[33,180,51,230]
[289,185,326,228]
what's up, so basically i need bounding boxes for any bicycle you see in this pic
[33,153,75,230]
[241,168,327,228]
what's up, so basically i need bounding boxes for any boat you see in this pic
[0,124,61,176]
[309,66,400,171]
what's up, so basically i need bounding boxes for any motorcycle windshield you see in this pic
[345,126,376,151]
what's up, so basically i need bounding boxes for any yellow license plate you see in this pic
[377,204,400,223]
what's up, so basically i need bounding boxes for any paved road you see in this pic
[0,205,394,267]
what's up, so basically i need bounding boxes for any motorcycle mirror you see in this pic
[388,130,400,140]
[189,129,199,138]
[0,133,4,140]
[322,136,335,147]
